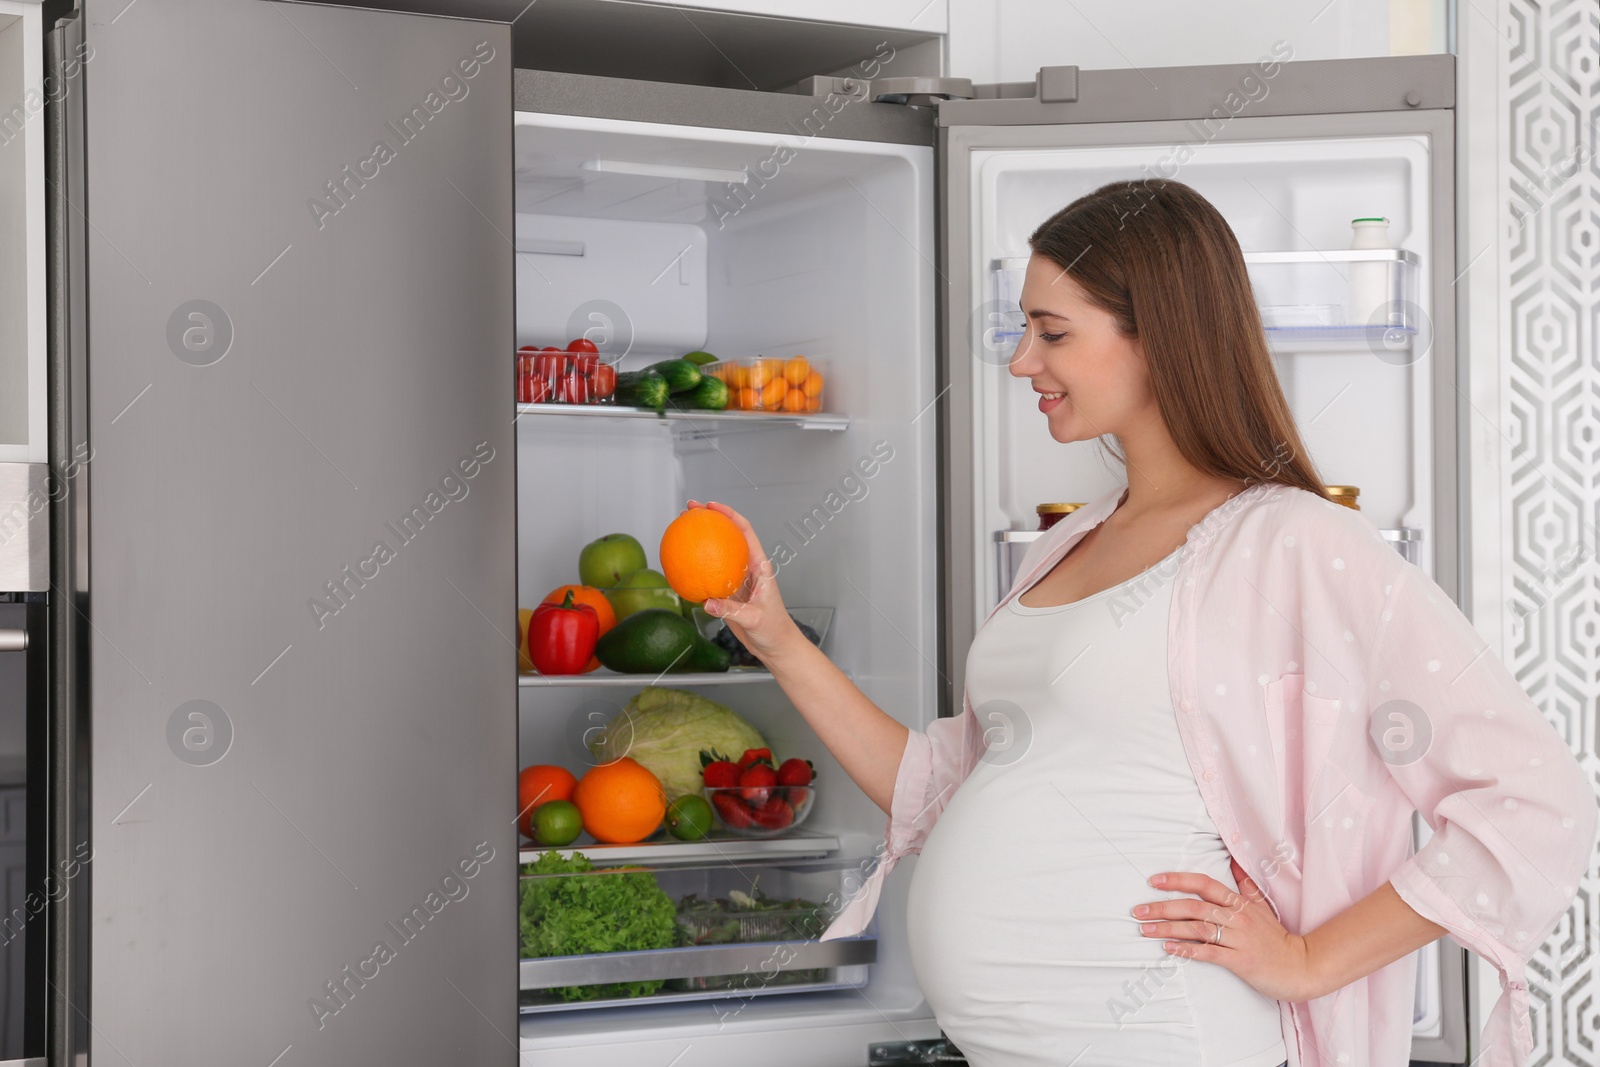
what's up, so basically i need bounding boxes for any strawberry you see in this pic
[702,760,739,788]
[776,758,813,786]
[738,762,777,805]
[751,795,794,830]
[711,791,752,828]
[737,748,773,770]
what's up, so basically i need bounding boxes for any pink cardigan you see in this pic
[821,480,1596,1067]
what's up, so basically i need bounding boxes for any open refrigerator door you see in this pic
[935,57,1467,1065]
[508,73,944,1065]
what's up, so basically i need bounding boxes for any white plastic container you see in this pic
[1347,217,1392,327]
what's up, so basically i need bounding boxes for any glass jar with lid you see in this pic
[1036,503,1084,530]
[1324,485,1360,510]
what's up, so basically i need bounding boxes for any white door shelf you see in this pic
[1263,323,1418,352]
[519,668,775,687]
[515,402,849,433]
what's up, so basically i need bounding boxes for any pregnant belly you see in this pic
[904,768,1282,1067]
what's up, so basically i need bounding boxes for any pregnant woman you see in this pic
[688,180,1594,1067]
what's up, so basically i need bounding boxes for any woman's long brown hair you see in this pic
[1028,179,1332,501]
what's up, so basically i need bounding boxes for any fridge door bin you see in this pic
[1245,249,1421,351]
[994,529,1043,606]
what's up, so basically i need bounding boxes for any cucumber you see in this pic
[645,359,703,394]
[667,377,729,412]
[682,350,719,367]
[674,634,731,673]
[615,369,670,411]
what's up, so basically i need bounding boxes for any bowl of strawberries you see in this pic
[700,747,816,839]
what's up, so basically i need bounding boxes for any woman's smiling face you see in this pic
[1008,253,1158,445]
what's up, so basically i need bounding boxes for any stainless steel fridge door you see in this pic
[74,2,516,1064]
[934,57,1465,1065]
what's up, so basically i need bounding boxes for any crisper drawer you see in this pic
[519,855,874,1013]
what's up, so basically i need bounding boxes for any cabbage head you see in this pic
[589,687,767,800]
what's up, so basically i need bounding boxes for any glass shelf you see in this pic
[519,668,774,687]
[518,829,841,868]
[515,402,849,433]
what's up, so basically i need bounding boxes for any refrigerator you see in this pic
[22,0,1469,1063]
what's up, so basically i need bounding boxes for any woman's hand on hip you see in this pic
[1131,856,1316,1002]
[684,500,802,664]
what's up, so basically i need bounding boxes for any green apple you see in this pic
[579,533,647,588]
[604,567,682,621]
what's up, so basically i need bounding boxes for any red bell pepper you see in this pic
[529,590,598,674]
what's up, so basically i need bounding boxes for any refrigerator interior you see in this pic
[971,134,1437,619]
[509,109,941,1057]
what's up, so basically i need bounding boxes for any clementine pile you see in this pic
[659,508,750,603]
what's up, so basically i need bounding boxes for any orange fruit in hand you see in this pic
[573,757,667,844]
[659,507,751,602]
[518,764,579,839]
[542,584,616,672]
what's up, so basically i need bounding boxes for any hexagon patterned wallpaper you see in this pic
[1504,0,1599,1062]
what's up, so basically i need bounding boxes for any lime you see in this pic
[533,800,583,846]
[665,795,713,841]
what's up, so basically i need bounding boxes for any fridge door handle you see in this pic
[0,629,26,652]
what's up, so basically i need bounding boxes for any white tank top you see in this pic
[905,549,1287,1067]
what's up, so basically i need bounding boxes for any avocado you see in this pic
[594,609,700,673]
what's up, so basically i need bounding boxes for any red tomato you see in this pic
[567,338,599,355]
[590,363,617,398]
[571,353,600,376]
[558,368,590,404]
[534,351,566,381]
[526,377,552,403]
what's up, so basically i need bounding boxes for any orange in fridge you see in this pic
[736,386,759,410]
[805,392,823,412]
[760,376,787,409]
[572,757,667,844]
[783,356,810,386]
[803,370,824,398]
[518,764,579,839]
[746,361,772,389]
[541,584,617,671]
[782,387,808,412]
[659,507,751,602]
[517,608,535,671]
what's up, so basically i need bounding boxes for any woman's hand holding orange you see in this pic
[682,500,803,665]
